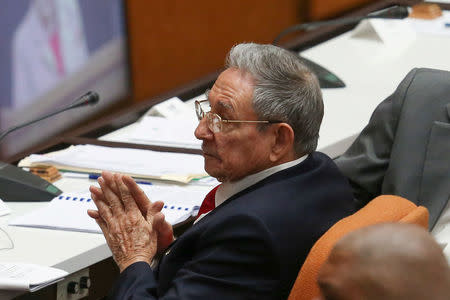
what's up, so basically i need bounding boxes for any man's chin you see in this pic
[204,162,226,182]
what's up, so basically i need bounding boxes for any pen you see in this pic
[62,172,152,185]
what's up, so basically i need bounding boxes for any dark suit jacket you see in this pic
[335,68,450,228]
[109,152,355,299]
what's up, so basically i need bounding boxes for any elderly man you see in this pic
[317,223,450,300]
[88,43,356,299]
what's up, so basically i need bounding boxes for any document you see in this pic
[0,263,68,292]
[9,185,207,233]
[405,11,450,37]
[0,199,10,217]
[130,116,201,149]
[18,144,207,183]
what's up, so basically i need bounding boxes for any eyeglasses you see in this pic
[195,99,282,133]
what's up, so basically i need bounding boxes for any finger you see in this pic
[114,174,139,212]
[152,210,173,239]
[87,209,100,219]
[153,211,174,254]
[101,171,120,195]
[94,216,109,236]
[91,192,113,220]
[98,176,124,214]
[89,186,109,216]
[89,185,104,200]
[122,175,151,214]
[149,201,165,216]
[152,211,166,230]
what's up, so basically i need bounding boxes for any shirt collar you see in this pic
[215,155,308,208]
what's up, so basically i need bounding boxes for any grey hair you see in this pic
[225,43,323,155]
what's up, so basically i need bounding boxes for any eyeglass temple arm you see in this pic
[223,120,283,124]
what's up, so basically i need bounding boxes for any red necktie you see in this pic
[196,185,220,218]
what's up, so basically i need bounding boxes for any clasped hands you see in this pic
[87,171,174,272]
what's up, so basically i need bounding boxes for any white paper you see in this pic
[405,11,450,37]
[425,0,450,3]
[0,199,10,217]
[9,185,207,233]
[130,116,201,150]
[10,192,100,233]
[0,263,68,292]
[19,145,207,183]
[142,185,206,224]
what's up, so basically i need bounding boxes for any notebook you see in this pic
[9,185,206,233]
[0,263,68,292]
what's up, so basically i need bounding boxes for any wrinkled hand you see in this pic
[121,175,174,254]
[88,172,174,257]
[87,172,163,272]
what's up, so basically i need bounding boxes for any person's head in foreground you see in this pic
[194,42,323,182]
[317,223,450,300]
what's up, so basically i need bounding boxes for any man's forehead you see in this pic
[205,88,236,111]
[208,68,254,107]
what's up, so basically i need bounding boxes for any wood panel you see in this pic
[308,0,376,20]
[125,0,305,102]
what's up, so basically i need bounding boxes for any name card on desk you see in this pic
[351,19,417,49]
[144,97,195,120]
[130,116,201,150]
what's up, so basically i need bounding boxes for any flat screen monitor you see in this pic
[0,0,130,160]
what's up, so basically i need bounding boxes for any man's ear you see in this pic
[269,123,295,162]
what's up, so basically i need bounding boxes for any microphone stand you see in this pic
[0,92,99,202]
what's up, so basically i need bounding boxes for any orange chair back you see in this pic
[288,195,429,300]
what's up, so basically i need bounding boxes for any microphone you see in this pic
[272,6,409,89]
[0,91,100,202]
[273,6,409,45]
[68,91,100,109]
[0,91,99,142]
[368,5,409,19]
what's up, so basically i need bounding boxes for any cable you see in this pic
[0,227,14,251]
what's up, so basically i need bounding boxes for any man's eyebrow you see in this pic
[204,88,234,111]
[217,100,234,111]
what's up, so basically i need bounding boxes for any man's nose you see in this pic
[194,117,213,140]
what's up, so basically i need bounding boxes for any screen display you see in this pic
[0,0,129,159]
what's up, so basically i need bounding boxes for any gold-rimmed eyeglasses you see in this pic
[195,99,282,133]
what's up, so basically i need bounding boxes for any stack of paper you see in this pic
[0,263,68,292]
[19,144,207,183]
[9,185,207,233]
[130,116,201,149]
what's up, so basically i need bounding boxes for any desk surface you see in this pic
[0,178,109,272]
[303,25,450,158]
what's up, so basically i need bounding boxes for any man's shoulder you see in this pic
[277,151,343,180]
[227,152,353,210]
